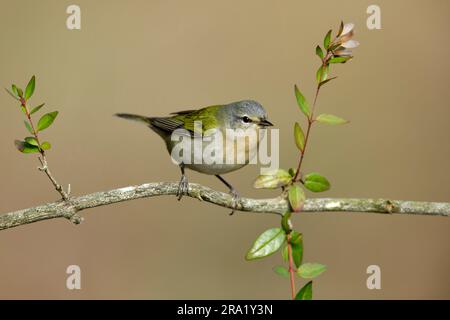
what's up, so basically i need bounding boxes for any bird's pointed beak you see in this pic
[259,119,274,127]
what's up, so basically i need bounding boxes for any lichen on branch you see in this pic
[0,182,447,231]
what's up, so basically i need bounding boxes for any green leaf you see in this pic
[316,113,348,125]
[24,136,39,147]
[304,173,330,193]
[37,111,58,132]
[288,185,305,212]
[294,85,311,118]
[253,169,292,189]
[289,231,303,268]
[273,266,289,278]
[295,281,313,300]
[318,76,337,88]
[316,65,329,83]
[297,263,327,279]
[290,230,302,245]
[280,232,303,267]
[17,87,24,98]
[315,45,324,59]
[294,122,305,152]
[288,168,296,177]
[323,30,332,49]
[292,244,303,268]
[30,103,45,115]
[12,84,19,97]
[281,211,292,234]
[316,66,322,83]
[5,87,19,100]
[41,141,51,150]
[329,56,351,64]
[281,244,288,262]
[245,228,286,260]
[24,121,34,134]
[24,75,35,100]
[14,140,40,154]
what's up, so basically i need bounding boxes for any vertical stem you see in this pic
[289,69,324,298]
[21,98,69,200]
[292,84,321,182]
[286,234,296,299]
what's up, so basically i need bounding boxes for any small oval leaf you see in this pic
[17,87,24,98]
[292,243,303,268]
[245,228,286,260]
[316,65,329,83]
[24,121,34,134]
[315,45,324,59]
[41,141,51,150]
[288,168,296,177]
[316,113,348,125]
[25,75,35,100]
[323,29,332,49]
[5,87,19,100]
[24,136,39,147]
[290,231,303,268]
[295,281,313,300]
[297,263,327,279]
[14,140,40,154]
[12,84,19,97]
[294,122,305,152]
[281,211,292,234]
[294,85,311,118]
[30,103,45,115]
[329,56,351,64]
[273,266,290,278]
[37,111,58,132]
[253,169,292,189]
[288,185,305,212]
[290,231,302,245]
[319,76,338,88]
[304,173,330,193]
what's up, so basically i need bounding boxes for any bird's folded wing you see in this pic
[170,109,197,115]
[149,117,185,133]
[152,105,220,136]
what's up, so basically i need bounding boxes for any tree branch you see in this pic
[0,182,448,231]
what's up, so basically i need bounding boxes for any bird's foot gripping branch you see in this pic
[2,21,448,300]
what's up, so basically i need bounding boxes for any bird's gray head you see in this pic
[225,100,273,130]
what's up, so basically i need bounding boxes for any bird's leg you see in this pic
[176,163,189,201]
[215,175,240,215]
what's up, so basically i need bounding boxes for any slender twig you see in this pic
[37,156,69,200]
[286,234,296,299]
[20,98,69,200]
[0,181,448,231]
[288,78,322,297]
[288,46,338,298]
[292,81,321,183]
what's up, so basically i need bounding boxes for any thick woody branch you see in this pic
[0,182,448,231]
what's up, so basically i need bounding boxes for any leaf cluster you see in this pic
[6,76,59,154]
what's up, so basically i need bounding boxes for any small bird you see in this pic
[115,100,273,212]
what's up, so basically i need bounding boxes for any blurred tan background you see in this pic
[0,0,449,299]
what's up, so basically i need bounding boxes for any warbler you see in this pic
[115,100,273,211]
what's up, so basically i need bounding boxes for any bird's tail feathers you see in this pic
[115,113,152,125]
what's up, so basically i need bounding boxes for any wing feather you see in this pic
[149,117,184,133]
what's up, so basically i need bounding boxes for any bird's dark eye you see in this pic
[242,116,251,123]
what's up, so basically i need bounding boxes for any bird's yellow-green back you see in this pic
[171,105,222,134]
